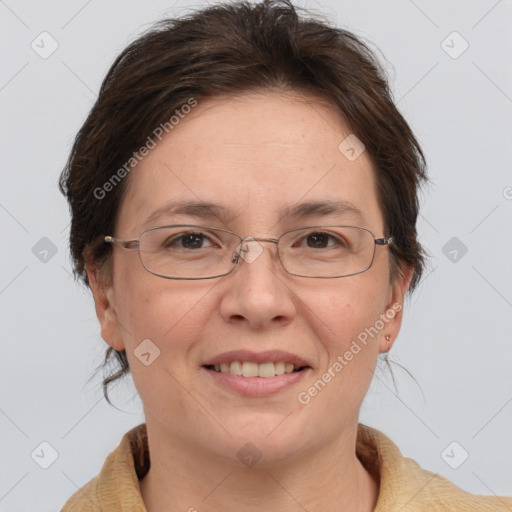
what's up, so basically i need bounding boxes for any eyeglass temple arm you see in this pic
[375,236,393,246]
[104,236,139,249]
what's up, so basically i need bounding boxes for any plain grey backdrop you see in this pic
[1,0,511,510]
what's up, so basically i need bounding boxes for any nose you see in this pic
[219,238,297,330]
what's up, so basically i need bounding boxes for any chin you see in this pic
[219,415,311,459]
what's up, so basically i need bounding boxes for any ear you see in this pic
[86,263,126,351]
[379,266,414,353]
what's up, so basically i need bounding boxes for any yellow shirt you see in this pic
[61,423,512,511]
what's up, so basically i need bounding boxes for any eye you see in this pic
[164,231,216,250]
[296,231,347,249]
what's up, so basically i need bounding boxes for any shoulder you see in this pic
[61,474,101,512]
[61,424,148,511]
[356,423,512,512]
[396,457,512,511]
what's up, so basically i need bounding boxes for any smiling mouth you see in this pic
[203,361,310,378]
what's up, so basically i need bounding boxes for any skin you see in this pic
[87,90,412,512]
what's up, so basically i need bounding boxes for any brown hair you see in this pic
[60,0,428,404]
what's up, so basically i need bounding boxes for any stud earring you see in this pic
[385,335,391,350]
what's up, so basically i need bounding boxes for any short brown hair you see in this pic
[60,0,428,403]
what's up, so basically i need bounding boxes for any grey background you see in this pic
[1,0,511,510]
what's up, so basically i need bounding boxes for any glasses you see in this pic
[104,224,393,280]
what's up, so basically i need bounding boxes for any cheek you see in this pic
[111,252,184,341]
[320,297,382,373]
[310,269,390,342]
[116,281,202,346]
[306,274,389,387]
[113,270,221,379]
[290,286,387,435]
[113,283,208,409]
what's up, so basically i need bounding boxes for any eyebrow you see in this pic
[280,200,365,223]
[141,199,365,227]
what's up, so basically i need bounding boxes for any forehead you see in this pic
[118,90,383,235]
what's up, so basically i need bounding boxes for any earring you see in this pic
[385,335,391,350]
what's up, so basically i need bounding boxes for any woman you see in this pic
[60,0,511,510]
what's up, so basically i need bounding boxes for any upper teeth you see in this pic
[213,361,297,378]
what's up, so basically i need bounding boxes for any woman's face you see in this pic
[89,90,410,467]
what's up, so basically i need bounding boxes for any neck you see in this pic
[139,420,379,512]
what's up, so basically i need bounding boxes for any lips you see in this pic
[202,349,312,378]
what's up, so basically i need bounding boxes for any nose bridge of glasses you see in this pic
[244,236,279,244]
[231,236,280,265]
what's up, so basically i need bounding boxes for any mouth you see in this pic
[203,361,310,378]
[201,350,313,386]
